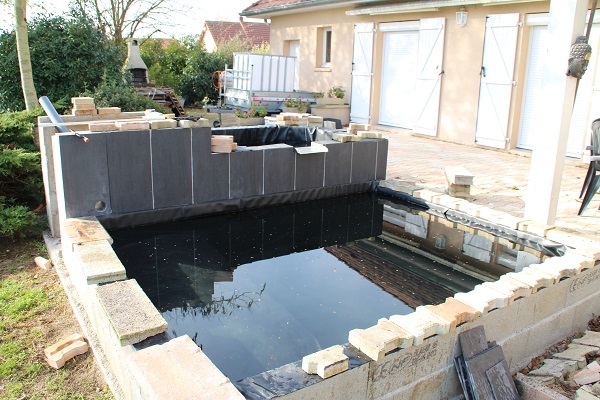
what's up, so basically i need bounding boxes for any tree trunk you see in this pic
[14,0,38,111]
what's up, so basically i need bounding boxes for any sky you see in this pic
[0,0,259,38]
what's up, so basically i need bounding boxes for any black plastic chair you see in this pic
[578,118,600,215]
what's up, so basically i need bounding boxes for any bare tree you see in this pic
[14,0,38,110]
[74,0,183,46]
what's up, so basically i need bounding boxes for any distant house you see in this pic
[241,0,597,161]
[201,18,270,52]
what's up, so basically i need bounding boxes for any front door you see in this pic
[350,23,374,124]
[288,40,300,91]
[475,14,520,149]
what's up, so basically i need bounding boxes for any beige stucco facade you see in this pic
[255,1,597,159]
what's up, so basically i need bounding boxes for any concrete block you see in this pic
[302,345,349,379]
[44,333,88,369]
[129,335,244,400]
[357,131,383,139]
[528,358,578,379]
[573,331,600,348]
[515,373,571,400]
[532,253,593,281]
[72,103,96,111]
[475,206,502,220]
[377,180,423,196]
[96,107,121,115]
[178,118,210,128]
[211,135,234,145]
[35,256,51,270]
[89,122,117,132]
[503,267,555,293]
[553,344,600,369]
[348,123,370,132]
[73,240,126,284]
[96,279,168,346]
[420,297,481,331]
[447,183,471,198]
[276,114,299,121]
[517,220,556,237]
[546,229,600,250]
[324,121,336,129]
[483,276,533,303]
[574,368,600,385]
[308,115,323,123]
[444,166,474,185]
[454,285,510,314]
[332,133,361,142]
[62,216,113,252]
[413,189,442,202]
[149,119,177,129]
[389,308,450,346]
[453,199,484,215]
[115,120,149,131]
[348,318,413,361]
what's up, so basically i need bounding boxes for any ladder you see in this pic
[164,90,186,117]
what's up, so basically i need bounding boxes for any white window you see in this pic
[322,28,332,67]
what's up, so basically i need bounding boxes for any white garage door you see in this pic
[519,17,600,158]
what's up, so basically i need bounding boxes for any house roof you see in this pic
[347,0,546,16]
[203,20,270,47]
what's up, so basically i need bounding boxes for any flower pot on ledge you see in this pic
[318,97,344,106]
[237,117,265,126]
[282,106,299,113]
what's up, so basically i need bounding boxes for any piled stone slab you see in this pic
[302,345,349,379]
[332,132,362,143]
[347,122,370,135]
[178,118,210,128]
[211,135,237,153]
[115,120,150,131]
[348,318,413,361]
[444,166,474,199]
[71,97,97,116]
[97,107,121,115]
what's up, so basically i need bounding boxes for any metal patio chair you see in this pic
[578,118,600,215]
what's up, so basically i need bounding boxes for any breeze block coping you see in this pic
[50,178,600,398]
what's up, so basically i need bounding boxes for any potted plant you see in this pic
[282,98,300,113]
[326,85,345,105]
[236,105,268,126]
[297,99,309,113]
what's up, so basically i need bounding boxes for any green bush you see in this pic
[85,76,165,112]
[0,198,37,239]
[180,47,225,105]
[0,12,123,112]
[0,110,45,239]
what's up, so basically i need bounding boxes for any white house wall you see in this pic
[266,2,596,158]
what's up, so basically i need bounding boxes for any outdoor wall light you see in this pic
[456,7,468,27]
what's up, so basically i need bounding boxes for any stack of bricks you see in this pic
[349,122,383,139]
[276,114,300,126]
[308,115,324,127]
[71,97,97,116]
[444,166,474,199]
[97,107,121,116]
[211,135,237,153]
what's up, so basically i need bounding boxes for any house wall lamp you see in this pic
[456,7,468,27]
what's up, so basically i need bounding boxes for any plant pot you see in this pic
[237,117,265,126]
[282,107,299,113]
[315,98,326,106]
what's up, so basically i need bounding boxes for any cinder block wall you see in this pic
[50,127,388,230]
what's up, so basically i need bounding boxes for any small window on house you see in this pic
[323,29,332,67]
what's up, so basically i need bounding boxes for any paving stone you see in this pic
[332,133,361,142]
[574,368,600,385]
[73,240,127,284]
[348,318,413,361]
[178,118,210,128]
[444,166,474,185]
[419,297,481,331]
[96,107,121,115]
[575,386,600,400]
[35,256,51,270]
[62,216,113,252]
[413,189,442,202]
[517,220,556,237]
[44,333,88,369]
[357,131,383,138]
[528,358,578,379]
[302,345,349,379]
[483,276,533,303]
[502,267,555,292]
[553,344,600,369]
[454,285,510,314]
[89,122,117,132]
[573,331,600,348]
[96,279,167,346]
[149,119,177,129]
[115,120,150,131]
[389,308,450,346]
[129,335,244,400]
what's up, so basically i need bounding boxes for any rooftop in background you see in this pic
[202,18,270,52]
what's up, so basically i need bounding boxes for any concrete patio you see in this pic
[379,126,600,238]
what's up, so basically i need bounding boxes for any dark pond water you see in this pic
[110,193,537,382]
